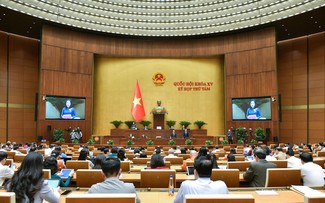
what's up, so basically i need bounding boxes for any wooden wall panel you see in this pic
[4,35,39,143]
[0,32,8,142]
[278,32,325,144]
[39,42,93,142]
[39,25,277,143]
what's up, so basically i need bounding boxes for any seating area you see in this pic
[1,142,325,203]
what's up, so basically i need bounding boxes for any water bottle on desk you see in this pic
[168,175,174,196]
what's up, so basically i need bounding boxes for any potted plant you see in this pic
[59,137,65,143]
[166,120,177,129]
[146,140,154,146]
[255,127,266,141]
[237,139,244,144]
[194,120,207,129]
[205,140,213,146]
[110,120,123,128]
[235,127,245,141]
[168,139,176,146]
[179,121,191,129]
[140,120,152,129]
[250,139,257,144]
[124,121,134,129]
[87,138,95,144]
[127,140,134,146]
[222,140,228,145]
[185,139,193,145]
[107,139,114,146]
[53,128,64,142]
[71,139,79,144]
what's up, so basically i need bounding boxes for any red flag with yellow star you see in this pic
[131,81,146,122]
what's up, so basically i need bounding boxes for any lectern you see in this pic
[153,113,165,129]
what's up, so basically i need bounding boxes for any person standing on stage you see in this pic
[226,129,233,144]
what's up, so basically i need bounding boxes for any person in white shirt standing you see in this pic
[174,155,228,203]
[286,148,302,168]
[0,151,14,186]
[300,152,324,187]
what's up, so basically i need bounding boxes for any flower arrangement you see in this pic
[185,139,193,145]
[140,120,152,128]
[168,139,176,146]
[124,121,134,129]
[166,120,177,129]
[179,121,191,129]
[194,120,207,129]
[110,120,123,128]
[127,140,135,146]
[205,140,213,145]
[146,140,154,146]
[71,139,79,144]
[59,137,65,143]
[87,138,95,144]
[107,140,114,146]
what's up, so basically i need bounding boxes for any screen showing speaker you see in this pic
[232,96,271,121]
[45,95,86,120]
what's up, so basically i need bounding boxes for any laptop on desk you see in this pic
[186,166,195,175]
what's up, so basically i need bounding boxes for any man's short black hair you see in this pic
[194,155,213,178]
[299,152,313,163]
[254,149,267,159]
[0,151,8,162]
[101,158,120,177]
[286,148,294,156]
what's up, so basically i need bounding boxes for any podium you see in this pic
[153,113,165,129]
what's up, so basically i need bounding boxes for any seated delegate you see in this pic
[88,158,141,203]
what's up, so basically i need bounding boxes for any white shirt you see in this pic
[44,148,53,156]
[287,156,302,168]
[174,177,228,203]
[300,162,325,186]
[0,162,14,186]
[265,155,277,161]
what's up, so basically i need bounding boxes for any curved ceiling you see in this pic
[1,0,324,37]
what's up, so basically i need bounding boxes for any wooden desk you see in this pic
[120,173,195,188]
[131,165,183,172]
[58,188,317,203]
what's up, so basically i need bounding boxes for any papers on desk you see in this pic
[255,190,279,196]
[291,185,325,196]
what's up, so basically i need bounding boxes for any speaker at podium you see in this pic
[151,100,168,130]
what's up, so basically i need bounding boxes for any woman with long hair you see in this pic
[6,152,60,203]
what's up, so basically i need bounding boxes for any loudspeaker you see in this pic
[37,136,43,142]
[47,125,52,131]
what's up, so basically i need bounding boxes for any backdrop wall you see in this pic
[93,57,225,136]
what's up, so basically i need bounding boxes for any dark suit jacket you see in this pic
[243,159,277,187]
[183,131,189,138]
[170,133,177,138]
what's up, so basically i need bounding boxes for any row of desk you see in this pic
[58,187,325,203]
